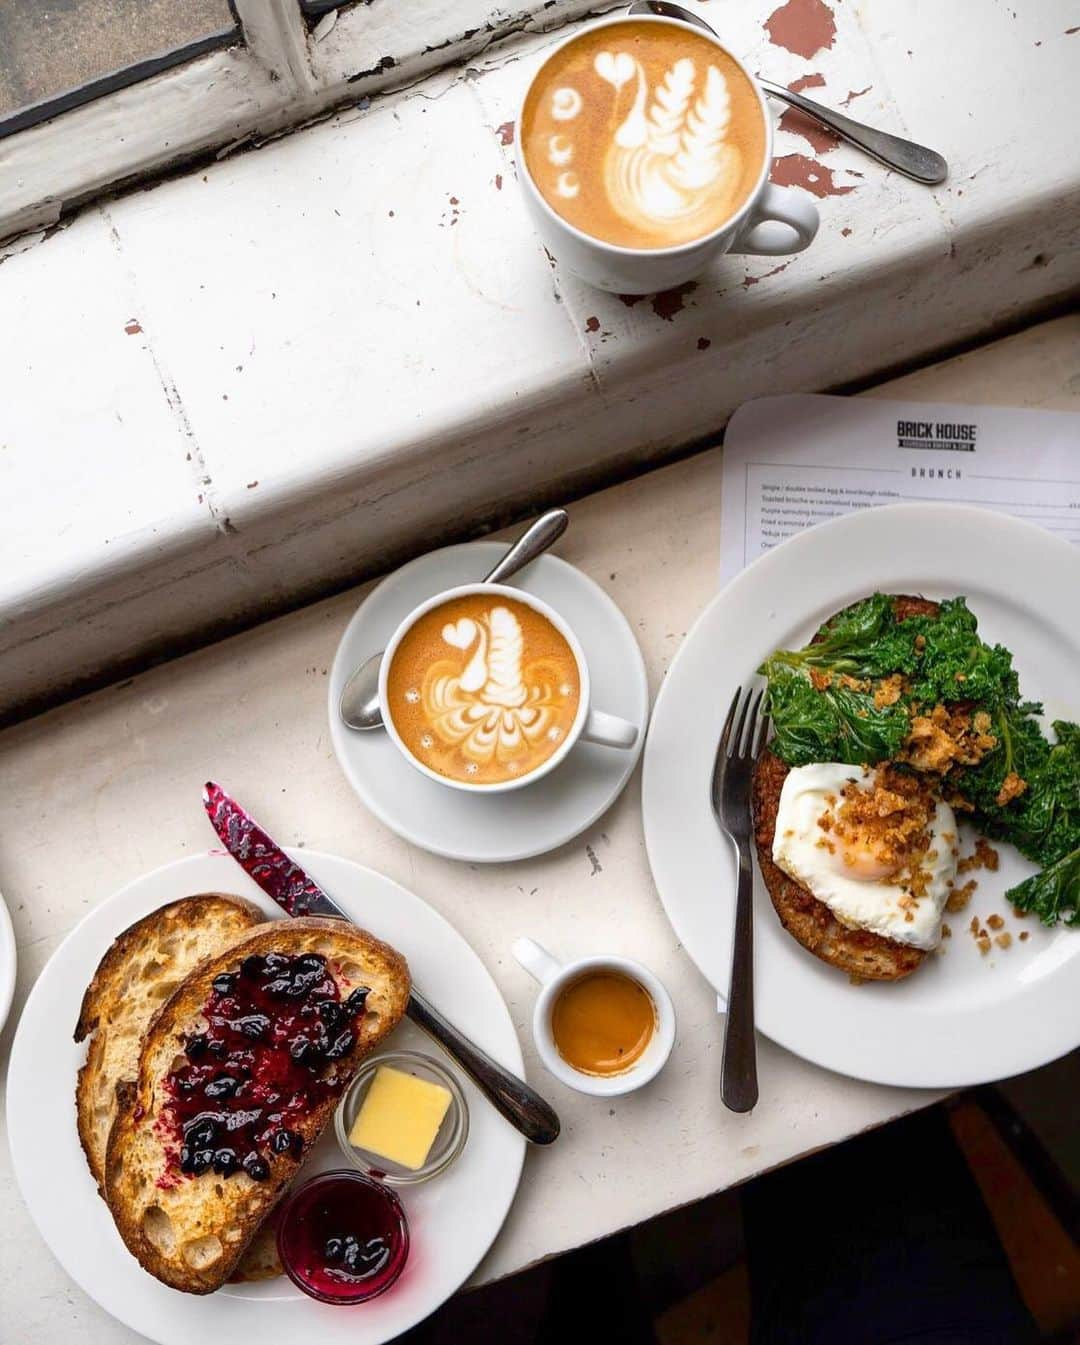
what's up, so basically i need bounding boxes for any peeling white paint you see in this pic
[0,2,1078,721]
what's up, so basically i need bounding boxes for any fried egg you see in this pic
[772,763,958,951]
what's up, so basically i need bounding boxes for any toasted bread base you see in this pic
[75,893,264,1193]
[104,917,410,1294]
[752,595,942,982]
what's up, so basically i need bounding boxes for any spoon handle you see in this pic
[484,509,569,584]
[758,79,948,185]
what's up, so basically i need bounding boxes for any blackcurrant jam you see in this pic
[158,951,369,1187]
[277,1170,409,1304]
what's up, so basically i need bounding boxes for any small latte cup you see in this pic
[378,582,638,793]
[516,13,820,294]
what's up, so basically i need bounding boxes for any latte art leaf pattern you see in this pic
[602,53,741,234]
[420,605,574,767]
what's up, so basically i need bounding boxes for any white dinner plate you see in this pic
[7,851,525,1345]
[0,886,15,1034]
[328,542,649,862]
[643,504,1080,1089]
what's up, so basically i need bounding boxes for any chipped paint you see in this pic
[697,337,711,350]
[743,262,791,288]
[650,282,697,321]
[494,173,503,191]
[840,86,872,107]
[841,226,852,236]
[780,74,839,151]
[770,153,855,198]
[496,120,515,146]
[585,315,600,333]
[124,319,143,335]
[764,0,836,59]
[779,109,839,154]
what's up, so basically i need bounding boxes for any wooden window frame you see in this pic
[0,0,610,243]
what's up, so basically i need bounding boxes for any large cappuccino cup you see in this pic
[516,14,819,294]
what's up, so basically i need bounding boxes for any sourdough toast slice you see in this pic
[75,893,264,1194]
[104,917,409,1293]
[752,595,940,982]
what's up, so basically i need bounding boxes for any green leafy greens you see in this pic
[758,595,1080,924]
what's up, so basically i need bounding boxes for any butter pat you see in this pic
[349,1065,453,1170]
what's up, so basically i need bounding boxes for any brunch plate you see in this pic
[0,886,15,1033]
[328,542,649,862]
[643,504,1080,1089]
[7,851,525,1345]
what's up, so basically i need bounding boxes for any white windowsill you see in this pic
[1,0,1078,720]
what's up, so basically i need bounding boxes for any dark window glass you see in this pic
[300,0,350,18]
[0,0,239,138]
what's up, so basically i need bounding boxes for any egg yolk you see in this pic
[831,833,902,882]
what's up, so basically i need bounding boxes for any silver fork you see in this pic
[712,686,770,1113]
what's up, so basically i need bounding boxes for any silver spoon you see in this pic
[627,0,948,185]
[338,508,570,731]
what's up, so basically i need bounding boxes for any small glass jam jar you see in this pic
[276,1169,409,1305]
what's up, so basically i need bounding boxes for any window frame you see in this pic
[0,0,612,244]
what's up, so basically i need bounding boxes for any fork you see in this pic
[712,686,770,1113]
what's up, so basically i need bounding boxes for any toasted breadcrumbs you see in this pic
[941,923,952,938]
[873,674,905,708]
[946,880,978,914]
[995,771,1028,807]
[1019,931,1030,942]
[958,837,1000,875]
[995,932,1012,949]
[1012,906,1030,920]
[901,704,997,773]
[976,935,992,955]
[987,913,1005,931]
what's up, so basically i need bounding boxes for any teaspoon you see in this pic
[338,508,570,731]
[627,0,948,185]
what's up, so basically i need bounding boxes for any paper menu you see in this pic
[718,395,1080,584]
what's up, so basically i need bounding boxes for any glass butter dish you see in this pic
[335,1050,468,1185]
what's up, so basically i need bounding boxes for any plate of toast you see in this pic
[7,849,525,1345]
[643,505,1080,1088]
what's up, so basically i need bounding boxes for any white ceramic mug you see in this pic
[379,582,638,794]
[516,13,819,294]
[512,937,676,1096]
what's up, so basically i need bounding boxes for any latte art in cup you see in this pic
[386,594,581,786]
[522,20,767,251]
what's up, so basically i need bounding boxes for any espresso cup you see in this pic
[516,13,819,293]
[512,937,676,1096]
[379,582,637,793]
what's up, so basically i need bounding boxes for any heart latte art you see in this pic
[522,21,766,250]
[387,595,581,786]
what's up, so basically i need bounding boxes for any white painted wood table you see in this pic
[1,316,1078,1343]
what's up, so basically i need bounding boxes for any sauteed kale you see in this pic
[758,594,1080,925]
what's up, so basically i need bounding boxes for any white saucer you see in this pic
[328,543,649,862]
[0,887,15,1034]
[8,850,525,1345]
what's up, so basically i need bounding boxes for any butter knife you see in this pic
[203,782,560,1145]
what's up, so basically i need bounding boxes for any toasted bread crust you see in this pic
[104,917,409,1293]
[75,893,264,1193]
[752,595,940,982]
